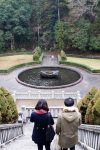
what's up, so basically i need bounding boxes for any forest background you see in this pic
[0,0,100,54]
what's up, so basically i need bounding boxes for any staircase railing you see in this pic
[78,124,100,150]
[0,124,23,147]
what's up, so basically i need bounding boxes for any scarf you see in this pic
[34,109,47,114]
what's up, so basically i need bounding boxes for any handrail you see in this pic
[0,123,23,147]
[78,124,100,150]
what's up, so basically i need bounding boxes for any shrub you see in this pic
[85,89,100,124]
[33,51,40,61]
[60,50,67,60]
[92,98,100,125]
[85,100,94,124]
[33,46,42,61]
[34,46,41,56]
[0,87,18,124]
[89,36,100,50]
[78,87,98,123]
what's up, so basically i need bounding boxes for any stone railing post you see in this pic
[77,90,81,101]
[21,106,26,123]
[12,90,16,102]
[52,90,54,99]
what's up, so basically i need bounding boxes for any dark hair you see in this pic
[35,99,49,111]
[64,97,74,107]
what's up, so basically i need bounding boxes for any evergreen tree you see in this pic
[0,87,18,124]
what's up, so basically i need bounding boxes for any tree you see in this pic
[54,21,69,50]
[0,30,5,52]
[0,0,33,51]
[89,36,100,50]
[85,89,100,124]
[89,15,100,51]
[57,0,69,21]
[92,97,100,125]
[68,18,91,51]
[78,87,98,123]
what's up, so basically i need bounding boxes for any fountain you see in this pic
[16,66,82,89]
[40,70,59,78]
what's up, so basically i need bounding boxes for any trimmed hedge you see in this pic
[60,50,67,60]
[33,46,42,61]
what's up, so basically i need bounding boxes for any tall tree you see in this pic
[0,0,33,51]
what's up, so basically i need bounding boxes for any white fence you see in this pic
[78,124,100,150]
[12,90,81,101]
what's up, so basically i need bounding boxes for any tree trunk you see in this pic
[11,36,15,51]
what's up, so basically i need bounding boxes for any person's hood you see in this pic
[62,106,79,122]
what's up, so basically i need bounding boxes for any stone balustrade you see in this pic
[0,124,23,147]
[20,106,64,122]
[78,124,100,150]
[12,90,81,101]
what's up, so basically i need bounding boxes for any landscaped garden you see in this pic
[0,0,100,124]
[0,54,33,70]
[0,54,100,73]
[60,56,100,73]
[0,1,100,150]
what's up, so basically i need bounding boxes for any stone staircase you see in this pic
[1,122,83,150]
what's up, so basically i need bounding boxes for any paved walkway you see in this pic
[1,122,83,150]
[0,53,100,97]
[42,54,59,66]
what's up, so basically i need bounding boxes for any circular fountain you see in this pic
[16,66,82,89]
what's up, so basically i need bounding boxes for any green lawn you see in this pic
[0,55,33,70]
[67,57,100,70]
[0,55,100,72]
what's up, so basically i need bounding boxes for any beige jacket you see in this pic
[56,106,81,148]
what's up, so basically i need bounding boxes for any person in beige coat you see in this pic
[56,97,81,150]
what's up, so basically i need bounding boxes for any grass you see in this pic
[67,57,100,70]
[58,55,100,72]
[0,54,100,73]
[0,54,33,70]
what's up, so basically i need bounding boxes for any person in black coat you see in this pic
[30,99,54,150]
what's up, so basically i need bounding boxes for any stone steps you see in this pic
[1,122,83,150]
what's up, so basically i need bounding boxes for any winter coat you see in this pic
[56,106,81,148]
[30,109,54,145]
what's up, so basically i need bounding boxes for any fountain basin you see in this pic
[16,66,83,89]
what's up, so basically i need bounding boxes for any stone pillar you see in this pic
[21,106,26,123]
